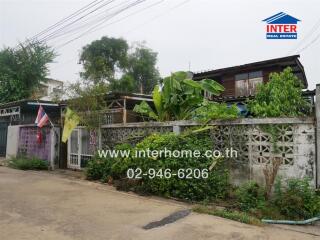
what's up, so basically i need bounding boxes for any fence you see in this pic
[16,125,60,169]
[97,117,317,187]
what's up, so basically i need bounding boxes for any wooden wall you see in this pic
[218,66,283,97]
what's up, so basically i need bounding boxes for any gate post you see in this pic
[316,84,320,188]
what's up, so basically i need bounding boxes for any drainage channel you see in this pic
[143,209,191,230]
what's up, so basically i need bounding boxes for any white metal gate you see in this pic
[68,128,97,170]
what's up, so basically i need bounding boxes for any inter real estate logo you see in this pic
[262,12,300,39]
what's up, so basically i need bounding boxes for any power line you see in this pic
[124,0,191,35]
[55,0,146,49]
[50,0,164,69]
[42,0,136,43]
[288,16,320,54]
[86,0,164,36]
[29,0,105,42]
[38,0,117,42]
[297,31,320,53]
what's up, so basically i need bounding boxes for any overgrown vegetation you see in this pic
[134,71,239,121]
[233,179,320,221]
[193,206,262,226]
[248,67,310,117]
[235,181,266,211]
[273,178,320,220]
[66,82,108,129]
[86,131,230,201]
[8,156,48,170]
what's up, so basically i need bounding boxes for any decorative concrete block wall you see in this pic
[101,117,316,187]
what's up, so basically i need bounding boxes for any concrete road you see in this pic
[0,167,319,240]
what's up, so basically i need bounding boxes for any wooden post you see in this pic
[123,98,127,124]
[316,84,320,188]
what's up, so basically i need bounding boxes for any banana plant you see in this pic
[133,71,225,121]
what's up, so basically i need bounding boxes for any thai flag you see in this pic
[35,105,49,128]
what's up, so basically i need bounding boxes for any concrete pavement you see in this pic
[0,167,319,240]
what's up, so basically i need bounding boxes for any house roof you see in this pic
[0,99,60,109]
[192,55,308,88]
[262,12,300,24]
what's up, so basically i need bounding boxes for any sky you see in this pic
[0,0,319,90]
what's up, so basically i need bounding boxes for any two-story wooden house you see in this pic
[192,55,311,102]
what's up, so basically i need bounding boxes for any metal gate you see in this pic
[67,128,97,169]
[0,123,8,157]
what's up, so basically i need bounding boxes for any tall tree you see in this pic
[125,44,159,94]
[79,36,159,93]
[80,36,128,84]
[0,41,55,103]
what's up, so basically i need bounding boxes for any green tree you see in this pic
[0,41,55,103]
[125,44,159,93]
[248,67,310,117]
[66,81,108,129]
[79,36,159,93]
[80,36,128,84]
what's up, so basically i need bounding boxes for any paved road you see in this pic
[0,167,319,240]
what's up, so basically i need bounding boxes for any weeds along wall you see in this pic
[100,117,316,187]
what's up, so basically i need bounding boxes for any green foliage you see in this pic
[248,67,310,117]
[193,206,262,226]
[273,178,320,220]
[88,132,230,201]
[86,155,114,182]
[193,100,239,123]
[80,36,128,84]
[86,143,132,181]
[124,43,160,93]
[0,41,55,103]
[134,71,228,121]
[8,156,48,170]
[235,181,266,211]
[80,37,159,93]
[66,82,108,129]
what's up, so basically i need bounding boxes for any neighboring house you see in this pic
[37,78,64,101]
[192,55,308,99]
[0,93,152,169]
[0,100,62,165]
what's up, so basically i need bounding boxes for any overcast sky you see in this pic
[1,0,319,89]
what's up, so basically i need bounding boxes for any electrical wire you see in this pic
[38,0,117,42]
[41,0,132,42]
[29,0,105,42]
[125,0,191,34]
[288,16,320,54]
[297,31,320,53]
[55,0,146,49]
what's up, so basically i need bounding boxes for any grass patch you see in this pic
[8,156,48,170]
[193,205,263,226]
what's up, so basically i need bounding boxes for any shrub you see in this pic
[273,178,320,220]
[248,67,310,117]
[110,132,230,201]
[86,143,132,181]
[235,181,266,211]
[8,156,48,170]
[193,206,262,226]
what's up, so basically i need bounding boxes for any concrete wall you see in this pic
[316,84,320,188]
[101,117,317,187]
[6,125,20,159]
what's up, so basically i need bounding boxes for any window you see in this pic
[235,71,263,96]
